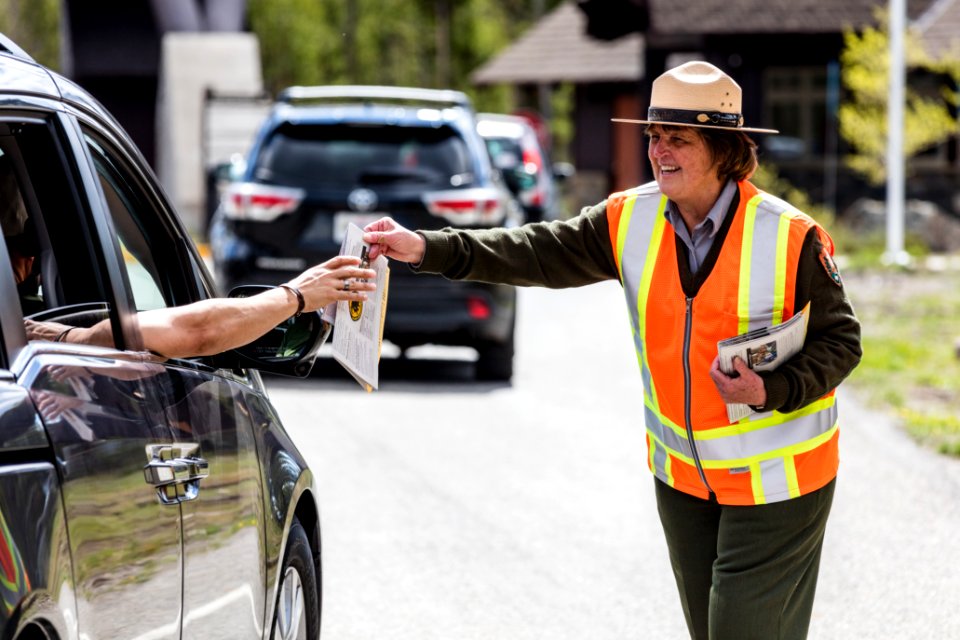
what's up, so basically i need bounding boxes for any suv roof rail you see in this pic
[277,85,472,109]
[0,33,35,62]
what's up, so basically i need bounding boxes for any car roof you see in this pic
[0,38,125,131]
[277,85,472,109]
[269,102,475,129]
[266,84,478,131]
[476,113,536,141]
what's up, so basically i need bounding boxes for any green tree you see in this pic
[839,9,960,185]
[249,0,563,105]
[0,0,61,69]
[247,0,569,161]
[248,0,343,92]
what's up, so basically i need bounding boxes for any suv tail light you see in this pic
[422,187,506,226]
[521,144,545,207]
[522,147,543,174]
[222,183,306,222]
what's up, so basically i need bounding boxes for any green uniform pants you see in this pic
[654,478,836,640]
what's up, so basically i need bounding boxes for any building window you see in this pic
[763,67,828,160]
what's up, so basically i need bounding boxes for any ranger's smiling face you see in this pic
[646,124,723,221]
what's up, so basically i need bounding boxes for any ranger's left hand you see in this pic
[709,355,767,407]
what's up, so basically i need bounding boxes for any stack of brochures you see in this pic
[716,302,810,422]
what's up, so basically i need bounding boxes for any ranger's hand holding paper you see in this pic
[710,302,811,421]
[708,355,766,407]
[362,217,426,263]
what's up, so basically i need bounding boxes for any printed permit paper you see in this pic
[323,223,389,391]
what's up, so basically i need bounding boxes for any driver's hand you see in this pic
[24,319,74,343]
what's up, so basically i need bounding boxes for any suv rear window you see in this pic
[252,123,474,190]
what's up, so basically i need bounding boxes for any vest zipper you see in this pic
[683,296,713,493]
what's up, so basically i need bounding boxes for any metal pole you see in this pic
[884,0,910,265]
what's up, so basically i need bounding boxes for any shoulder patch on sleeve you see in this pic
[819,247,843,287]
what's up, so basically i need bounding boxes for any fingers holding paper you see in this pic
[709,355,767,407]
[286,255,377,311]
[362,217,426,264]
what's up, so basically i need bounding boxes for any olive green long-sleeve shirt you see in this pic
[415,195,861,414]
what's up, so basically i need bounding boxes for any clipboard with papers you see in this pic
[322,223,390,391]
[716,302,810,422]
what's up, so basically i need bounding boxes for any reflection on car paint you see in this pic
[21,352,183,639]
[0,506,30,614]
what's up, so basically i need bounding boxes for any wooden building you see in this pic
[473,0,960,217]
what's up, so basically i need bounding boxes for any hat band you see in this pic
[648,107,744,129]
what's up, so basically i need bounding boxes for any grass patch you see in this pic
[844,265,960,456]
[752,164,960,455]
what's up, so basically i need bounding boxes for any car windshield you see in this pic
[483,137,525,171]
[253,123,474,189]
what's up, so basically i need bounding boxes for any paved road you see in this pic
[266,281,960,639]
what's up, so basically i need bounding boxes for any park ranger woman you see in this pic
[363,61,861,640]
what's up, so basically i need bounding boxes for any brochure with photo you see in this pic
[717,303,810,422]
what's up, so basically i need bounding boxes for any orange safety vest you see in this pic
[607,180,839,505]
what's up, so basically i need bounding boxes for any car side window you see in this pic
[0,118,110,316]
[83,135,169,311]
[0,150,43,315]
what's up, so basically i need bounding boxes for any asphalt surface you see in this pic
[267,281,960,639]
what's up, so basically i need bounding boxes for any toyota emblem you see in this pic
[347,188,378,212]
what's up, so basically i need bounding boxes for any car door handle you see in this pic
[143,443,209,505]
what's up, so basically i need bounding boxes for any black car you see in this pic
[209,86,522,380]
[0,35,324,639]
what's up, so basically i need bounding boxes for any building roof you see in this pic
[472,0,949,87]
[915,0,960,57]
[470,1,643,85]
[647,0,937,34]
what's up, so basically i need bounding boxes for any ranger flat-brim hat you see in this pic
[613,60,778,134]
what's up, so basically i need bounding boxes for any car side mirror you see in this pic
[502,166,537,195]
[552,162,575,184]
[212,285,331,377]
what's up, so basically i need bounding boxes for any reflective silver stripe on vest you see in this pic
[758,457,791,500]
[696,403,837,464]
[651,439,670,481]
[645,400,837,465]
[744,197,788,331]
[618,183,663,405]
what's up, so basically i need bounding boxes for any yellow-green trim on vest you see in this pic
[643,395,837,463]
[773,209,800,326]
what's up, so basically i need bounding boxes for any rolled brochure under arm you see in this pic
[717,302,810,422]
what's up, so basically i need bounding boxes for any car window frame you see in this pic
[70,113,216,304]
[55,111,144,351]
[0,214,25,370]
[67,110,255,375]
[0,106,132,365]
